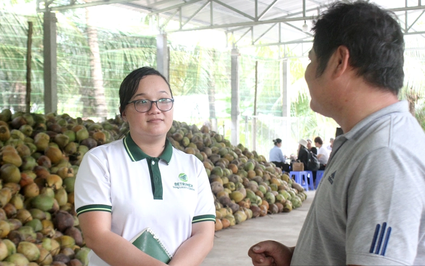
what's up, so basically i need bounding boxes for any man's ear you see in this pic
[332,45,350,78]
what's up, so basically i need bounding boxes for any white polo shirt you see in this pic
[75,134,215,266]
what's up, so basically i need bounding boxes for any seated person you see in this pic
[314,136,330,170]
[296,139,310,170]
[269,138,290,172]
[307,139,318,154]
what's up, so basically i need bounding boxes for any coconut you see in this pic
[33,132,50,152]
[53,134,69,149]
[25,219,42,232]
[64,226,83,246]
[23,183,40,198]
[39,220,54,237]
[0,240,8,260]
[0,125,10,141]
[54,187,68,207]
[31,194,55,212]
[5,252,30,266]
[0,164,21,184]
[221,218,230,229]
[283,201,293,212]
[18,225,37,242]
[17,241,40,261]
[16,143,31,157]
[29,208,46,220]
[46,174,63,190]
[210,181,224,195]
[74,247,90,266]
[54,211,74,232]
[53,253,71,264]
[44,146,63,165]
[59,246,75,258]
[2,240,15,259]
[19,171,35,188]
[57,235,75,249]
[75,127,89,142]
[6,219,22,231]
[37,247,53,265]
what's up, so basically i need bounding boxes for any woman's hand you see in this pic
[79,211,167,266]
[248,240,294,266]
[168,221,215,266]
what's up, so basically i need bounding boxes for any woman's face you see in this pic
[122,75,173,140]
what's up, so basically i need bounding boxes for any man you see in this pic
[314,136,329,169]
[248,1,425,265]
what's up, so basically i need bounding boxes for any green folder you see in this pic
[130,227,172,264]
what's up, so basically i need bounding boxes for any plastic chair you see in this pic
[304,171,315,190]
[315,170,325,189]
[289,171,310,191]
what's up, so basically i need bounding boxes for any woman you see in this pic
[74,67,216,266]
[269,138,288,171]
[296,139,310,170]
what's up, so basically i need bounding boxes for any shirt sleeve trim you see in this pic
[192,214,216,223]
[76,204,112,216]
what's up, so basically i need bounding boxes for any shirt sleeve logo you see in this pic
[370,222,392,256]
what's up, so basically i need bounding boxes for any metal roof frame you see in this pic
[36,0,425,49]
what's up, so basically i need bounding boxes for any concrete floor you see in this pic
[202,190,315,266]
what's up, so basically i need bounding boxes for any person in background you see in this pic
[306,139,317,155]
[296,139,310,171]
[75,67,216,266]
[314,136,329,170]
[248,1,425,265]
[269,138,289,172]
[327,137,334,151]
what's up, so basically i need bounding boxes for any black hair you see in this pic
[314,136,323,145]
[273,138,282,145]
[335,127,344,137]
[119,67,172,117]
[312,1,404,95]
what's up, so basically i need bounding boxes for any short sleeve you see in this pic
[74,150,112,216]
[192,159,215,223]
[346,148,423,265]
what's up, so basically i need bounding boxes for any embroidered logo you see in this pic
[173,173,194,191]
[178,173,188,182]
[370,222,392,256]
[327,171,336,185]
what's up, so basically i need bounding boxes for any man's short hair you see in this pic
[314,137,323,145]
[312,1,404,95]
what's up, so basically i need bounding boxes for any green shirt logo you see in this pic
[178,173,188,182]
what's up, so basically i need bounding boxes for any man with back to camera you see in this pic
[248,1,425,265]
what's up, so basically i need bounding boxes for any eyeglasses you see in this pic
[128,98,174,113]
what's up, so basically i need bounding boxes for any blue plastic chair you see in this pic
[315,170,325,189]
[289,171,311,191]
[304,171,315,190]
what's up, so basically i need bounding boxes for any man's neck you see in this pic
[333,82,399,133]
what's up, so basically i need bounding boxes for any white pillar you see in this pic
[231,48,240,146]
[43,11,58,114]
[156,34,169,81]
[281,59,291,155]
[281,59,290,117]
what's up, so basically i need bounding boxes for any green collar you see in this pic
[123,132,173,163]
